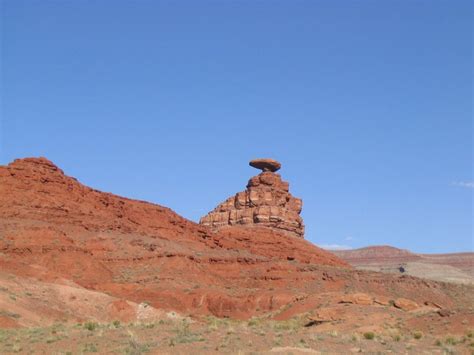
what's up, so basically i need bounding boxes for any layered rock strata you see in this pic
[200,159,305,238]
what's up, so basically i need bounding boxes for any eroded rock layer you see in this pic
[1,157,472,330]
[200,169,304,238]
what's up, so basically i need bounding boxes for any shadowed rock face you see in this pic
[200,160,304,238]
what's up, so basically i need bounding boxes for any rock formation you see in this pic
[199,159,305,238]
[1,156,472,340]
[249,158,281,172]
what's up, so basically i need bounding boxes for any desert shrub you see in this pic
[247,318,259,327]
[392,334,401,342]
[272,319,300,332]
[12,344,22,353]
[112,320,120,328]
[83,343,98,352]
[84,322,98,331]
[206,316,231,331]
[125,338,149,355]
[445,336,458,345]
[171,320,204,344]
[298,338,308,348]
[363,332,375,340]
[434,339,442,346]
[273,335,282,346]
[413,331,423,339]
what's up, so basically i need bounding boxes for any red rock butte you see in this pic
[200,159,304,238]
[1,156,473,333]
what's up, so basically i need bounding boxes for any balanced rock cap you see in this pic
[249,158,281,172]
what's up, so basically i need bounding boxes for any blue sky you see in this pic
[1,0,472,253]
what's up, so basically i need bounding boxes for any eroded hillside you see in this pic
[0,158,472,353]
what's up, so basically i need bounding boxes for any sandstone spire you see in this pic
[200,159,304,238]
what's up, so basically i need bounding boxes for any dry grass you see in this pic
[0,318,472,354]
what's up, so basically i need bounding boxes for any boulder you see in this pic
[339,293,374,306]
[393,298,419,311]
[249,158,281,172]
[437,309,452,317]
[308,307,342,322]
[373,296,392,306]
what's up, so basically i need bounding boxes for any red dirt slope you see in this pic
[0,158,472,327]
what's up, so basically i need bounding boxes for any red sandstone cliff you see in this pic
[0,157,471,327]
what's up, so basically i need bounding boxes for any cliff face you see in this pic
[0,157,348,323]
[0,157,471,331]
[200,160,304,238]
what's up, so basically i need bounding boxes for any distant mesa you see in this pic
[200,158,304,238]
[249,158,281,172]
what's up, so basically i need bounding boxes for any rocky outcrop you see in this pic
[394,298,419,311]
[1,157,472,329]
[200,159,304,238]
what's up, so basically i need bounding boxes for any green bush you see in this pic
[445,336,458,345]
[363,332,375,340]
[84,322,98,331]
[413,331,423,339]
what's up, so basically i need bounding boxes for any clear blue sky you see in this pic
[1,1,472,253]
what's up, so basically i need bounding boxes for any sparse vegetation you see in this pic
[84,322,98,331]
[363,332,375,340]
[0,311,472,353]
[247,318,259,327]
[444,336,458,345]
[298,338,308,348]
[271,318,301,332]
[273,334,282,346]
[170,320,204,344]
[413,331,423,339]
[12,344,22,353]
[125,337,150,354]
[83,343,98,352]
